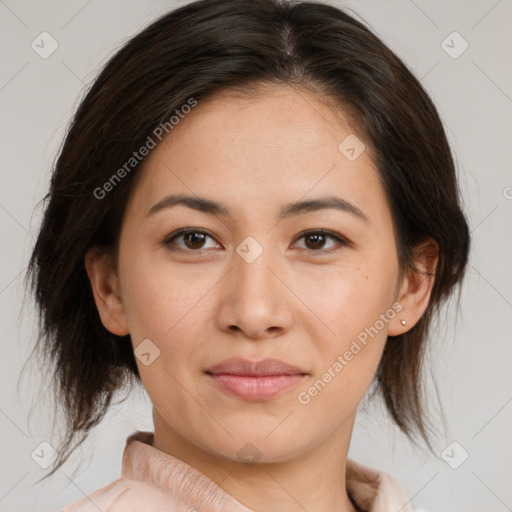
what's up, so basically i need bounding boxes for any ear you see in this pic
[387,237,439,336]
[84,247,130,336]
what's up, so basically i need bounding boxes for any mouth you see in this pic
[206,373,307,401]
[205,358,308,401]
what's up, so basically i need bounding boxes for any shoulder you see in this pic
[346,458,415,512]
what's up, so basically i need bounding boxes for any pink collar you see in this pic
[120,430,413,512]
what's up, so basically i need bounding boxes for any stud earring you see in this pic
[400,319,407,326]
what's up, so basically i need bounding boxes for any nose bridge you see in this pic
[218,235,292,338]
[234,236,280,301]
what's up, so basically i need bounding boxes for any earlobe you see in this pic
[387,238,439,337]
[84,248,130,336]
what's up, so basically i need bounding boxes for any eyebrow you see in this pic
[146,193,368,222]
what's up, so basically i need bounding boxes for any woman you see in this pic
[26,0,470,510]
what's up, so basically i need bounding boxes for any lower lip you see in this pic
[207,373,306,400]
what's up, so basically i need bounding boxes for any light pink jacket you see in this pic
[61,431,414,512]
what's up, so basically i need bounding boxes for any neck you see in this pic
[152,411,359,512]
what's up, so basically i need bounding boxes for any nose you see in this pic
[216,242,294,340]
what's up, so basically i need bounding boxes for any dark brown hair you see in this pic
[24,0,470,480]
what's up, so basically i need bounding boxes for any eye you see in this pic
[293,229,348,252]
[162,228,220,252]
[162,228,349,254]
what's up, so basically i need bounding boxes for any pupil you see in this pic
[308,234,324,249]
[187,233,205,249]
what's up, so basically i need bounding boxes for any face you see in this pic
[98,85,408,464]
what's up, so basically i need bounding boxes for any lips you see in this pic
[205,357,307,376]
[205,358,308,401]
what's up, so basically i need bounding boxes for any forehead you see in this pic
[126,85,391,225]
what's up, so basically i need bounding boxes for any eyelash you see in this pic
[161,228,349,254]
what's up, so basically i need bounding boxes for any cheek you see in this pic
[120,253,219,391]
[295,275,392,420]
[121,248,204,338]
[292,253,397,406]
[292,257,398,344]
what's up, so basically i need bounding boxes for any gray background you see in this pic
[0,1,511,511]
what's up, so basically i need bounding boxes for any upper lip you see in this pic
[205,358,307,376]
